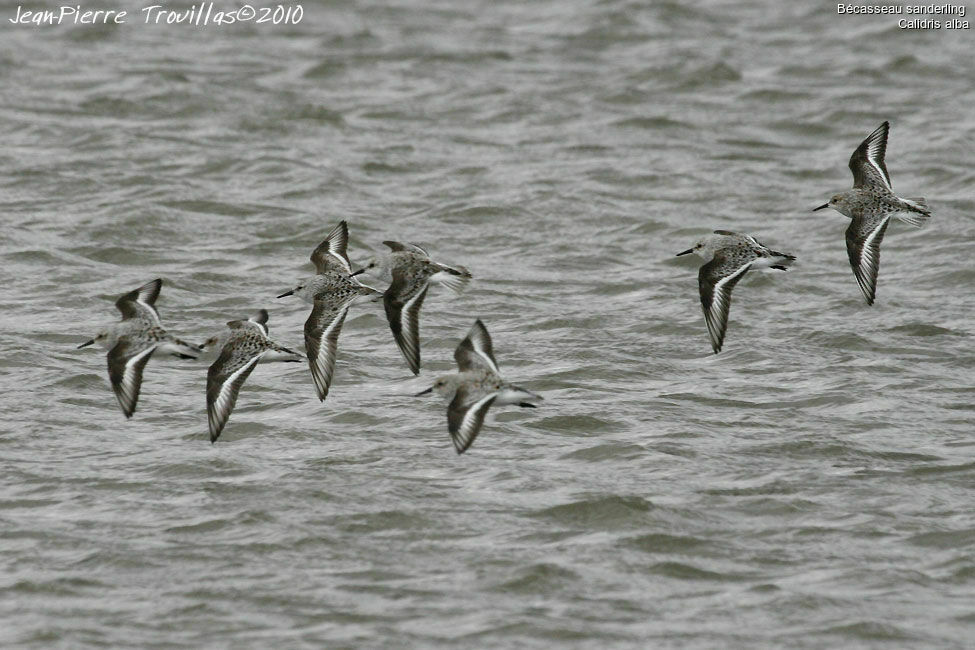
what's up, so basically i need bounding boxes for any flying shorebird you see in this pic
[203,309,302,443]
[814,121,931,305]
[77,278,199,418]
[415,319,541,454]
[677,231,796,354]
[277,221,381,402]
[351,241,471,375]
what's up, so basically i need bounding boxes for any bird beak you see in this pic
[77,339,95,349]
[349,268,365,277]
[414,387,433,396]
[813,203,829,211]
[675,249,693,257]
[276,289,294,298]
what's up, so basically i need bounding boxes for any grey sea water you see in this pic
[2,1,974,647]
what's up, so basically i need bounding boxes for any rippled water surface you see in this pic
[3,1,975,647]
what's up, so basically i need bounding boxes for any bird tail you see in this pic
[897,197,931,227]
[768,252,796,272]
[353,283,384,303]
[163,337,201,360]
[498,385,543,407]
[264,344,304,362]
[432,264,472,296]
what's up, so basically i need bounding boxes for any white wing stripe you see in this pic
[854,218,888,296]
[705,263,750,351]
[329,252,351,274]
[864,128,891,190]
[454,393,496,452]
[213,356,261,424]
[313,305,349,392]
[867,158,891,191]
[474,349,498,374]
[121,347,155,397]
[469,327,499,374]
[710,263,749,319]
[400,285,427,358]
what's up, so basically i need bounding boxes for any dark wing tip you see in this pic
[141,278,163,304]
[310,222,352,272]
[116,391,137,419]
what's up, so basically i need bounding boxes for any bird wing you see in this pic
[698,253,752,354]
[303,297,353,401]
[447,387,497,454]
[383,240,429,256]
[107,338,157,418]
[845,215,890,306]
[226,309,270,338]
[115,278,162,324]
[849,121,892,191]
[383,268,431,375]
[310,221,353,274]
[206,343,262,442]
[454,319,499,373]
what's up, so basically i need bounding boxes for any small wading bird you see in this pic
[278,221,382,402]
[677,231,796,354]
[202,309,302,443]
[415,319,542,454]
[352,241,471,375]
[77,278,199,418]
[814,121,931,305]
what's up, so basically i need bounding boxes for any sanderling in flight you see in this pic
[814,121,931,305]
[77,278,199,418]
[351,241,471,375]
[415,319,541,454]
[278,221,382,402]
[677,231,796,354]
[203,309,302,443]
